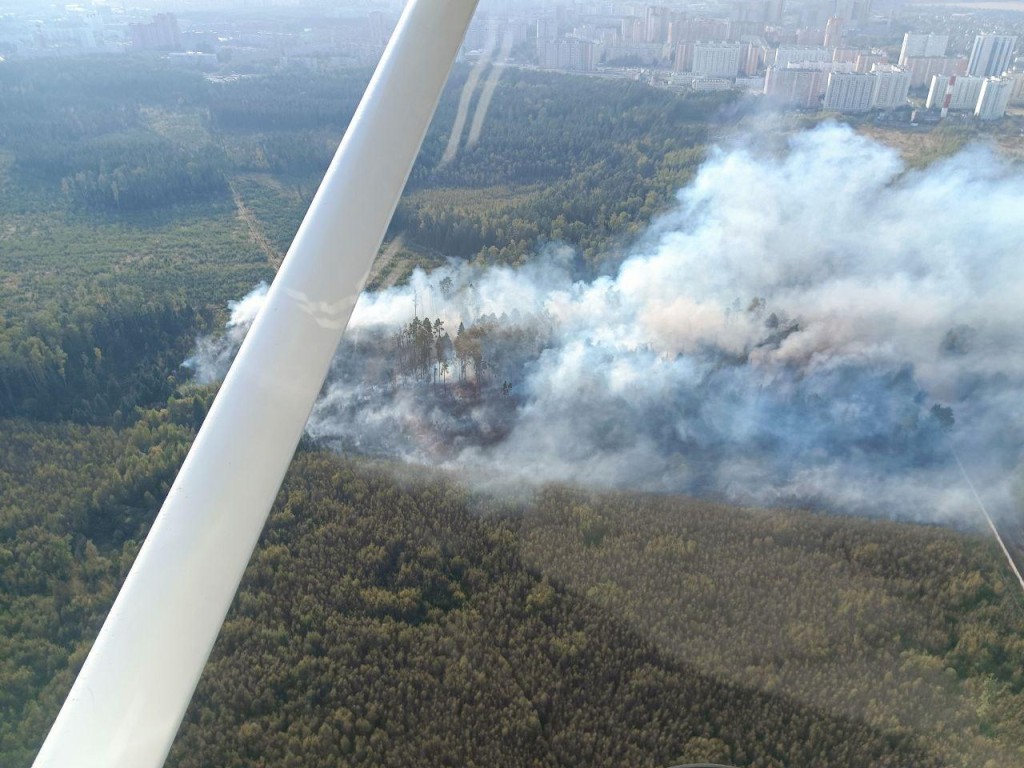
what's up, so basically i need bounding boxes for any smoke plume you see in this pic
[184,282,268,384]
[188,124,1024,523]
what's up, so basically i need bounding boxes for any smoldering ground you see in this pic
[187,123,1024,524]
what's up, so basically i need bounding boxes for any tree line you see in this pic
[1,57,732,263]
[389,312,551,393]
[0,292,208,423]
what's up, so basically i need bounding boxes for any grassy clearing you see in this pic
[141,106,212,147]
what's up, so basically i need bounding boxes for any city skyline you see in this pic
[1,0,1022,117]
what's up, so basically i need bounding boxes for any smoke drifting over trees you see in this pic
[189,124,1024,523]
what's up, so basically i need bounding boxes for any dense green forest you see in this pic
[1,53,1023,767]
[0,56,733,425]
[1,411,1022,766]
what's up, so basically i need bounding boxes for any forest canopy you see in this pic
[0,53,1021,768]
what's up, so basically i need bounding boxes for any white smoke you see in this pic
[183,282,268,384]
[187,124,1024,523]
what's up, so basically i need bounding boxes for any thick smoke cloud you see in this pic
[188,124,1024,523]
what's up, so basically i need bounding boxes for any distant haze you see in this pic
[188,123,1024,525]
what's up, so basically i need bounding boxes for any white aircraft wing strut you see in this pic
[32,2,479,766]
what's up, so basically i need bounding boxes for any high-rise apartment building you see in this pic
[670,17,731,44]
[903,56,967,87]
[692,42,743,77]
[870,64,911,109]
[854,52,887,72]
[967,34,1017,77]
[975,77,1013,119]
[823,71,874,111]
[645,5,671,43]
[833,0,872,23]
[765,0,785,24]
[1010,72,1024,105]
[764,65,830,108]
[740,37,770,74]
[129,13,181,51]
[823,17,843,48]
[925,74,985,110]
[539,37,595,72]
[775,45,831,67]
[898,33,948,64]
[620,16,644,43]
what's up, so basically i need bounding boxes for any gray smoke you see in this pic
[188,124,1024,524]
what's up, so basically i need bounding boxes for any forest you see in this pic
[0,57,734,427]
[2,412,1022,767]
[1,52,1022,767]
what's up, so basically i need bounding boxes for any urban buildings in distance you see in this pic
[0,1,1021,121]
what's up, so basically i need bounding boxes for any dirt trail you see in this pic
[229,181,282,270]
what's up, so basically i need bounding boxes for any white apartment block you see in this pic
[926,74,985,110]
[775,45,831,68]
[764,66,830,108]
[870,64,911,109]
[692,42,743,78]
[823,71,875,111]
[975,77,1013,119]
[898,33,948,64]
[967,34,1017,77]
[1009,71,1024,105]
